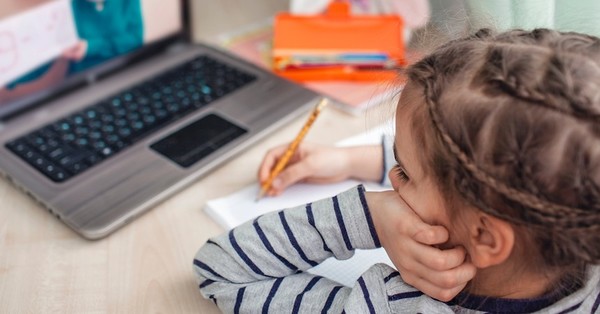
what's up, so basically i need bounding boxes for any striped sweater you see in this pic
[193,185,600,313]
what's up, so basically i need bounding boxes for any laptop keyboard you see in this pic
[5,55,256,183]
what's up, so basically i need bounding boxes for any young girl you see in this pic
[193,28,600,313]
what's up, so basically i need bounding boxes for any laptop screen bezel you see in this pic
[0,0,190,121]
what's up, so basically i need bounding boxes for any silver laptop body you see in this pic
[0,3,318,239]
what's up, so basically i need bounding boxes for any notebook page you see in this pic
[205,180,360,229]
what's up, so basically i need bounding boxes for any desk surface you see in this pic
[0,102,393,313]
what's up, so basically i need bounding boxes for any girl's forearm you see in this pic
[345,145,385,182]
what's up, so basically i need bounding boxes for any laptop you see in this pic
[0,0,319,239]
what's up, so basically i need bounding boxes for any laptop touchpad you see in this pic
[150,114,247,168]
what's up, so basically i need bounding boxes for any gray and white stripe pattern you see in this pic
[194,186,600,313]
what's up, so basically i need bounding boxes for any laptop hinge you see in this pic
[166,43,187,54]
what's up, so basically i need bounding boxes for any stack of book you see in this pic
[273,1,405,81]
[275,51,396,70]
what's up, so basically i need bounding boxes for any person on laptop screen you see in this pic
[0,0,178,104]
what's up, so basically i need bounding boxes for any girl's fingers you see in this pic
[399,271,469,302]
[269,162,312,193]
[412,225,450,245]
[258,145,289,181]
[393,205,449,245]
[399,240,468,271]
[391,249,476,293]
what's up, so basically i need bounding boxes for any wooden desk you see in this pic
[0,103,393,313]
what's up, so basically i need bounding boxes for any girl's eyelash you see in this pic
[393,164,409,182]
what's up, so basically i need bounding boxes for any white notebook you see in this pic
[204,124,397,287]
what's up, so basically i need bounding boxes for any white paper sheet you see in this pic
[0,0,78,86]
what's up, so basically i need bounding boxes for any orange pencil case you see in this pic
[273,1,405,82]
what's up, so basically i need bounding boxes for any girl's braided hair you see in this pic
[406,28,600,268]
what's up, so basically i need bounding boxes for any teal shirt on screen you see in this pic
[69,0,144,73]
[8,0,144,88]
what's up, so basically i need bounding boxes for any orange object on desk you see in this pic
[273,1,405,82]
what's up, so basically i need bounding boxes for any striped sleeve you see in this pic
[193,185,385,313]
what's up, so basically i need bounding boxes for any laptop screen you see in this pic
[0,0,183,119]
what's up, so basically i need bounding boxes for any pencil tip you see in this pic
[255,190,264,203]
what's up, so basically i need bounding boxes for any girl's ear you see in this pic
[467,213,515,269]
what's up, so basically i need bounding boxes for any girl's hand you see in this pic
[366,190,477,301]
[258,143,384,196]
[258,143,355,196]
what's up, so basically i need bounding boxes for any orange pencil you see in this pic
[256,98,328,201]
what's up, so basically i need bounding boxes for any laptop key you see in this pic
[38,126,59,139]
[6,141,29,155]
[64,162,89,175]
[85,154,103,167]
[36,143,52,153]
[58,150,92,167]
[25,134,46,146]
[49,169,70,182]
[59,151,94,175]
[99,147,114,158]
[60,133,76,143]
[48,146,74,161]
[39,161,70,182]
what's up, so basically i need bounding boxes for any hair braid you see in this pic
[445,28,600,125]
[422,80,599,230]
